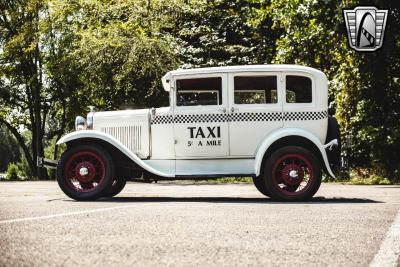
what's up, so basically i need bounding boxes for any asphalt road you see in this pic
[0,181,399,267]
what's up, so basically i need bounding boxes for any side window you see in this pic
[234,76,277,104]
[176,77,222,106]
[286,75,312,103]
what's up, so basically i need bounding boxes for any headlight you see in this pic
[75,116,87,131]
[86,106,95,129]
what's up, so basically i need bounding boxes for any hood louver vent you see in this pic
[101,125,143,154]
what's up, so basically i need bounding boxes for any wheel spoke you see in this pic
[272,153,315,197]
[64,150,106,193]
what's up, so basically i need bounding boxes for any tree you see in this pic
[0,0,47,178]
[46,0,182,110]
[0,125,20,171]
[1,0,398,183]
[0,0,182,179]
[174,0,280,67]
[268,0,400,181]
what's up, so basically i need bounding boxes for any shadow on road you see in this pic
[72,196,382,204]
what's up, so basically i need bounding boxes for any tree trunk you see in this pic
[0,119,35,175]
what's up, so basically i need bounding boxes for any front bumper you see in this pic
[37,157,59,169]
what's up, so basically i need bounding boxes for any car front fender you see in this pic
[57,130,174,178]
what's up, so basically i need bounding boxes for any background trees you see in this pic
[0,0,398,182]
[0,126,20,171]
[0,0,48,179]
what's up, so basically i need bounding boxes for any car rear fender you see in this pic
[254,128,335,178]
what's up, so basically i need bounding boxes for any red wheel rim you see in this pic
[64,151,106,192]
[272,153,314,197]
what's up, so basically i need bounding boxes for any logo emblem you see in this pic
[343,6,388,51]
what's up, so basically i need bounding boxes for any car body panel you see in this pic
[57,130,174,177]
[254,127,335,177]
[58,65,336,178]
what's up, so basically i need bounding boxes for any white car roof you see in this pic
[162,64,326,91]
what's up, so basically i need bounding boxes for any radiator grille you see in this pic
[101,125,142,153]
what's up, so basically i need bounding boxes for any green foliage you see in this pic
[17,150,34,179]
[0,0,48,179]
[347,176,392,186]
[44,137,66,179]
[0,0,399,183]
[324,169,392,185]
[47,0,182,110]
[210,177,253,183]
[269,0,400,182]
[0,126,20,171]
[174,0,279,67]
[6,163,21,181]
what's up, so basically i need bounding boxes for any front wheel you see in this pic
[104,178,127,198]
[57,144,115,201]
[263,146,322,201]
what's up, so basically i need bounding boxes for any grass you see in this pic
[323,169,393,185]
[326,175,392,185]
[204,177,253,183]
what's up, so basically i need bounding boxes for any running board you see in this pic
[37,157,58,169]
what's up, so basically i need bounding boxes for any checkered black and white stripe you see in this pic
[230,112,282,122]
[151,115,174,124]
[151,110,328,124]
[174,113,229,124]
[283,110,328,121]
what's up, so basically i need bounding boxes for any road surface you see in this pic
[0,181,399,267]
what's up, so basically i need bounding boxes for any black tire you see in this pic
[57,144,115,201]
[252,176,271,197]
[103,178,127,197]
[326,116,341,170]
[263,146,322,201]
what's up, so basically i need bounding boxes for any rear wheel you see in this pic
[104,178,127,197]
[57,144,114,201]
[263,146,321,201]
[252,176,270,197]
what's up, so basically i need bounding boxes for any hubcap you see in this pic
[74,161,96,183]
[289,170,298,178]
[79,167,89,176]
[281,163,304,185]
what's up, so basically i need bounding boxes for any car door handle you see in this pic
[218,107,227,113]
[231,107,239,113]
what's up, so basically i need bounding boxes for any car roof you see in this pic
[168,64,323,76]
[162,65,326,91]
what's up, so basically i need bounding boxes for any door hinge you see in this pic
[174,139,178,144]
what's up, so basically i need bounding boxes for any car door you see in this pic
[228,72,283,156]
[173,73,229,158]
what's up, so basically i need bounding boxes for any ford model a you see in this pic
[39,65,341,201]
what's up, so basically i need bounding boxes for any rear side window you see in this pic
[176,77,222,106]
[234,76,277,104]
[286,76,312,103]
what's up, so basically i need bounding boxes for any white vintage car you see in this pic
[41,65,341,201]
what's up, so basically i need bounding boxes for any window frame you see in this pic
[230,72,282,109]
[172,73,227,111]
[283,72,315,106]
